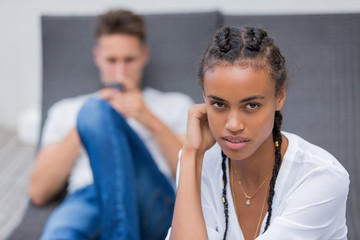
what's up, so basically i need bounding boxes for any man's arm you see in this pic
[101,87,184,177]
[142,111,184,177]
[29,127,81,206]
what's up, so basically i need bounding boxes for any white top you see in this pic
[167,132,349,240]
[41,87,194,193]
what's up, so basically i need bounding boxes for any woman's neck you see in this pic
[232,133,280,188]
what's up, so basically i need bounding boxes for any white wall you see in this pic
[1,0,360,132]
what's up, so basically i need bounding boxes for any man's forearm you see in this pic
[29,128,82,206]
[147,115,183,177]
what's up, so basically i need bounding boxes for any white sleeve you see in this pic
[41,102,73,146]
[257,166,349,240]
[40,97,84,147]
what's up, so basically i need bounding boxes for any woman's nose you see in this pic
[225,111,245,133]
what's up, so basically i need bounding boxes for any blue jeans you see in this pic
[41,98,175,240]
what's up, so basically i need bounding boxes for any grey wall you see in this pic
[1,0,360,131]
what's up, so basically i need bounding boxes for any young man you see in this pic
[29,9,193,239]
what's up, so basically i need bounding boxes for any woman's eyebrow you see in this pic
[207,95,264,103]
[207,95,226,102]
[239,96,265,103]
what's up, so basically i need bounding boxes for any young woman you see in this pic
[167,26,349,240]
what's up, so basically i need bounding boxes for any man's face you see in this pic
[93,34,149,89]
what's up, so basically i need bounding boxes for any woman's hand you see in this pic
[183,104,215,154]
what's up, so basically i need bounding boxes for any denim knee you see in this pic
[77,98,127,135]
[78,97,110,127]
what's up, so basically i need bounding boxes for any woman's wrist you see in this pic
[182,145,205,157]
[180,147,205,187]
[181,146,205,168]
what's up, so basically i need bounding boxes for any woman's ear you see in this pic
[276,88,286,111]
[202,90,206,103]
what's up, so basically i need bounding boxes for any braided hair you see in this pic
[198,26,287,238]
[221,151,229,239]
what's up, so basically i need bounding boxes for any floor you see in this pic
[0,128,35,239]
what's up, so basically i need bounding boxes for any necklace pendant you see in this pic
[246,198,251,206]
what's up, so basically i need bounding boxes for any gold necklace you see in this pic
[230,161,270,240]
[232,159,272,206]
[230,162,240,225]
[253,182,269,239]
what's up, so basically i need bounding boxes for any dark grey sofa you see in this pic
[7,11,360,239]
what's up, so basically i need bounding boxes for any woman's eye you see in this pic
[211,102,226,109]
[246,103,260,110]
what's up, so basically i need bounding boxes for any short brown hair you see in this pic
[95,9,146,43]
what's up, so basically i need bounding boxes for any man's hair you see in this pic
[95,9,146,43]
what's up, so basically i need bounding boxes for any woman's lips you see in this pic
[222,136,250,150]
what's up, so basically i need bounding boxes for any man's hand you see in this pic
[99,75,185,177]
[99,76,156,129]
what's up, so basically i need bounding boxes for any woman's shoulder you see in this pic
[282,131,349,180]
[273,132,349,227]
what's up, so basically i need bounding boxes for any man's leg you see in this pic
[77,98,140,240]
[40,184,100,240]
[134,152,175,240]
[77,98,174,240]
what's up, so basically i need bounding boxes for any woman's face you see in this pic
[203,65,285,161]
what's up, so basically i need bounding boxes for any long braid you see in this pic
[264,110,283,231]
[221,151,229,240]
